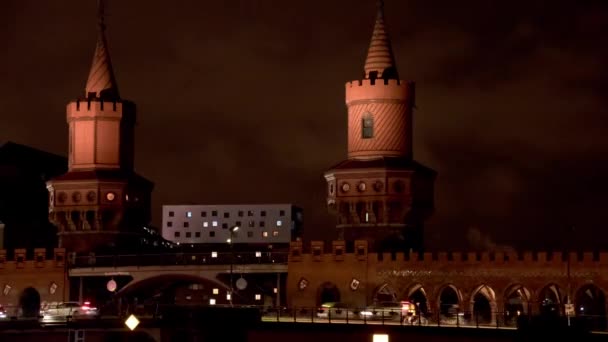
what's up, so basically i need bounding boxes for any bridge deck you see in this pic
[69,263,288,277]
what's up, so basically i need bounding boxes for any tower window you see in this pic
[362,115,374,139]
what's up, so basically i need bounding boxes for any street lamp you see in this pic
[228,225,239,306]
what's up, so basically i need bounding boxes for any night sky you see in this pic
[2,0,608,251]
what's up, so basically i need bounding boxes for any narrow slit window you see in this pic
[362,116,374,139]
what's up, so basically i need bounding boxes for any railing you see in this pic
[259,306,608,332]
[1,304,607,333]
[70,251,289,268]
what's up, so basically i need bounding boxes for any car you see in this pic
[40,301,99,323]
[316,302,356,319]
[0,305,7,320]
[360,301,419,322]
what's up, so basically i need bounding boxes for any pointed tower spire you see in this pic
[85,0,119,99]
[364,0,399,80]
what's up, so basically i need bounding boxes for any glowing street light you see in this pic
[125,314,140,331]
[373,334,389,342]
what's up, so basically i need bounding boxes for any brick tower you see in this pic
[46,1,153,254]
[324,0,436,252]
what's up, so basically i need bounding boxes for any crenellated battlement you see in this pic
[289,240,608,267]
[66,98,136,120]
[0,248,66,271]
[345,78,414,105]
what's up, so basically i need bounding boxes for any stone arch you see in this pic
[469,284,497,325]
[574,283,606,331]
[116,274,231,306]
[20,287,41,318]
[435,284,462,317]
[404,283,429,315]
[317,282,340,305]
[503,283,531,324]
[537,283,563,317]
[373,283,398,303]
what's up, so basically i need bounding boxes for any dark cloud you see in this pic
[2,0,608,251]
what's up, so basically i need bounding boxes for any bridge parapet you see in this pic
[289,241,608,267]
[0,248,66,270]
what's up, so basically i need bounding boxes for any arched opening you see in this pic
[20,287,41,318]
[317,282,340,305]
[114,274,231,315]
[575,284,606,331]
[406,284,428,315]
[470,285,496,325]
[504,284,531,326]
[373,283,397,303]
[437,284,461,319]
[538,283,562,317]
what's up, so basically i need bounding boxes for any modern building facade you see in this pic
[162,204,303,245]
[324,0,435,253]
[45,3,153,254]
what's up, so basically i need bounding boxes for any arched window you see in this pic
[362,114,374,139]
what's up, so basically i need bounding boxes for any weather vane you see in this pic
[97,0,106,31]
[376,0,384,18]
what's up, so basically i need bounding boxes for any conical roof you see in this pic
[364,0,399,80]
[85,0,119,99]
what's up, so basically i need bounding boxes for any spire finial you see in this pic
[85,0,119,100]
[363,0,398,80]
[97,0,106,32]
[377,0,384,18]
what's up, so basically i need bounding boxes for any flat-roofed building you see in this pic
[162,204,302,246]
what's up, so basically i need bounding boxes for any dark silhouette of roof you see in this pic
[0,141,67,179]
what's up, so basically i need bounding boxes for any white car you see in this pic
[41,301,98,323]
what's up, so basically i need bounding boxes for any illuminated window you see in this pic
[362,115,374,139]
[365,212,369,223]
[186,211,192,218]
[213,288,219,294]
[255,294,261,300]
[273,231,279,237]
[209,298,216,305]
[211,252,218,258]
[212,221,218,227]
[262,231,268,237]
[203,222,208,227]
[276,220,282,227]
